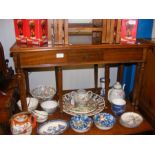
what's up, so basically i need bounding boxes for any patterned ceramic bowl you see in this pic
[70,115,93,133]
[31,85,56,101]
[120,112,143,128]
[17,97,39,112]
[93,113,116,130]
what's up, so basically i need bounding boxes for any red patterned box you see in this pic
[121,19,138,44]
[14,19,27,43]
[26,19,48,45]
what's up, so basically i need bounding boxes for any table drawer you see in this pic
[68,49,103,63]
[20,51,67,67]
[103,48,143,62]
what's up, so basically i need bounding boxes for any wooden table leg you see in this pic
[24,70,30,96]
[16,54,27,111]
[105,65,110,105]
[55,66,63,112]
[94,64,98,93]
[117,64,124,82]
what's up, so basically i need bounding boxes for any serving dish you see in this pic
[93,113,116,130]
[37,120,68,135]
[120,112,143,128]
[63,92,105,116]
[31,85,56,101]
[17,97,39,112]
[40,100,58,114]
[70,115,93,133]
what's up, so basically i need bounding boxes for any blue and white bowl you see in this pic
[93,113,116,130]
[70,115,93,133]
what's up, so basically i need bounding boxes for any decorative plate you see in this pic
[37,120,69,135]
[70,115,93,133]
[63,92,105,116]
[93,113,116,130]
[120,112,143,128]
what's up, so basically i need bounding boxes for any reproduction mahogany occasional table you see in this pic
[10,40,154,135]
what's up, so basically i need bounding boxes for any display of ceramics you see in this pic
[10,112,36,135]
[93,113,116,130]
[17,97,39,112]
[70,115,93,133]
[40,100,58,114]
[120,112,143,128]
[32,110,48,123]
[31,85,56,101]
[37,120,68,135]
[63,92,105,116]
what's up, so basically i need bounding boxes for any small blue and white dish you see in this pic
[70,115,93,133]
[93,113,116,130]
[37,120,69,135]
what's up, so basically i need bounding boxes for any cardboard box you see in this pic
[14,19,27,43]
[121,19,138,44]
[26,19,48,45]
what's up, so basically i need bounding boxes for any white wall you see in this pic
[0,19,117,91]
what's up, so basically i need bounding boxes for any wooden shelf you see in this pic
[32,100,154,135]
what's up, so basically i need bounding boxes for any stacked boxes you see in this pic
[14,19,48,45]
[121,19,138,44]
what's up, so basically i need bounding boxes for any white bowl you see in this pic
[32,110,48,123]
[17,97,39,112]
[41,100,58,114]
[30,85,56,101]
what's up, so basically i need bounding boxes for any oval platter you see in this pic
[37,120,69,135]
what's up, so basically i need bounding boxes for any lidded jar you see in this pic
[108,82,125,103]
[10,112,36,135]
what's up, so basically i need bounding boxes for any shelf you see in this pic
[32,99,154,135]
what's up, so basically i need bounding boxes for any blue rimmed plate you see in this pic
[70,115,93,133]
[37,120,69,135]
[93,113,116,130]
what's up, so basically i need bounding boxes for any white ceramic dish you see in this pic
[32,110,48,123]
[120,112,143,128]
[17,97,39,112]
[37,120,68,135]
[31,85,56,101]
[41,100,58,114]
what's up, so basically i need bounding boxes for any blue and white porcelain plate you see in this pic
[37,120,69,135]
[70,115,93,133]
[93,113,116,130]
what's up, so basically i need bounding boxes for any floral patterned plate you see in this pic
[63,92,105,116]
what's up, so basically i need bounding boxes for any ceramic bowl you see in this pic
[120,112,143,128]
[40,100,58,114]
[32,110,48,123]
[30,85,56,101]
[93,113,116,130]
[70,115,93,133]
[17,97,39,112]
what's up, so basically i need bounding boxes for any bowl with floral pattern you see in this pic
[70,115,93,133]
[93,113,116,130]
